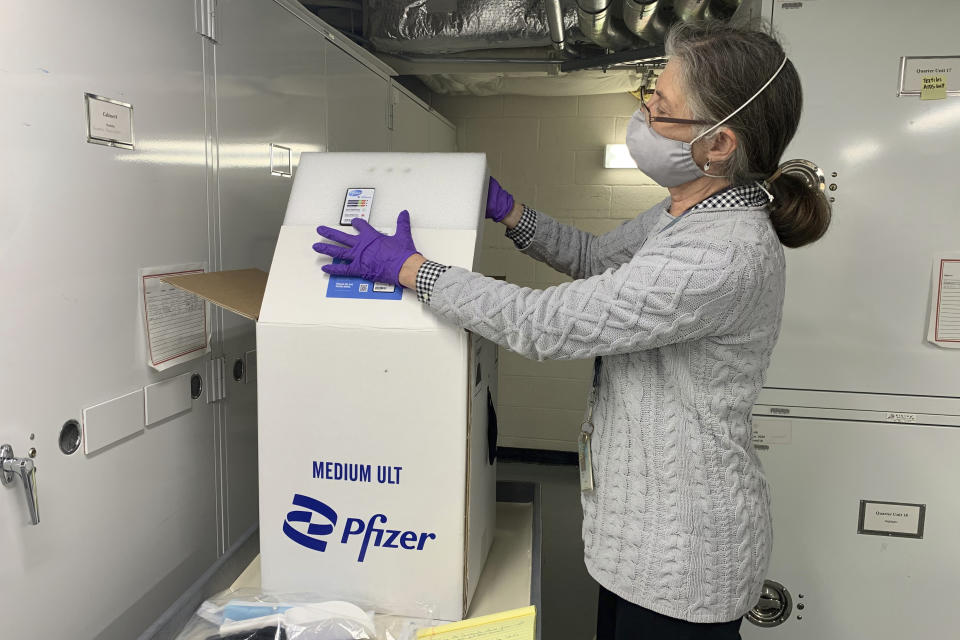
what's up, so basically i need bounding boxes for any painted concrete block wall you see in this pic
[431,93,669,451]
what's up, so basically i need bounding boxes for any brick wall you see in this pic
[431,93,669,451]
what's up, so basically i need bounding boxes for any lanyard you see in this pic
[579,363,599,492]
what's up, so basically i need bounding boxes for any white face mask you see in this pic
[626,56,789,189]
[625,112,711,187]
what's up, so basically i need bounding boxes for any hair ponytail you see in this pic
[767,170,831,248]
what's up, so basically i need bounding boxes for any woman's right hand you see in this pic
[485,177,515,223]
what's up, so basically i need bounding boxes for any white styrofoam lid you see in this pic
[262,152,487,327]
[284,152,488,231]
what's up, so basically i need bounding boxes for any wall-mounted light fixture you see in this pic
[604,144,638,169]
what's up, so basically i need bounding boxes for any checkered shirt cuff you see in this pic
[504,205,537,250]
[415,260,449,303]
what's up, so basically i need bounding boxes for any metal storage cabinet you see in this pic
[0,0,463,634]
[0,1,215,638]
[744,1,960,637]
[390,82,459,153]
[327,41,391,152]
[211,0,332,552]
[763,0,960,397]
[743,413,960,638]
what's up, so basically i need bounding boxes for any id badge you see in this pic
[578,428,595,492]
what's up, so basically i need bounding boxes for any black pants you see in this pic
[597,585,743,640]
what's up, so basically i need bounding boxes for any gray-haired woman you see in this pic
[314,21,830,640]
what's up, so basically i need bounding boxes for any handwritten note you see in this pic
[416,606,536,640]
[927,256,960,348]
[921,75,947,100]
[140,264,210,370]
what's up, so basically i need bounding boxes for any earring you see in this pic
[704,160,712,171]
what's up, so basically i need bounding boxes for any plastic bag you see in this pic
[175,588,377,640]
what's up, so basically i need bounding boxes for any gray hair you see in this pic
[665,21,831,248]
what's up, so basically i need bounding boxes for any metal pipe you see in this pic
[705,0,742,20]
[622,0,659,41]
[674,0,710,22]
[544,0,580,56]
[577,0,640,51]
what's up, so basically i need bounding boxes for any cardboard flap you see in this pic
[163,269,267,321]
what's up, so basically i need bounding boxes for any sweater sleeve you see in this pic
[427,240,756,361]
[521,201,668,279]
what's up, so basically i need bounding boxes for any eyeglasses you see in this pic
[638,91,714,126]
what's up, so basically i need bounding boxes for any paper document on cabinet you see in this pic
[927,255,960,348]
[416,606,536,640]
[140,264,210,370]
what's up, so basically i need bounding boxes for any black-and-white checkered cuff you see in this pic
[415,260,449,303]
[504,205,537,250]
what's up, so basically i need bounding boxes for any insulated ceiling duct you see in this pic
[363,0,582,54]
[361,0,745,56]
[325,0,755,95]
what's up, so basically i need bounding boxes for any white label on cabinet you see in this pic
[753,418,792,446]
[85,94,134,147]
[859,501,925,538]
[898,56,960,96]
[885,412,918,424]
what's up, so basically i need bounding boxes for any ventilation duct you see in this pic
[576,1,641,51]
[705,0,742,20]
[623,0,663,42]
[361,0,746,57]
[363,0,582,54]
[352,0,751,96]
[578,0,744,51]
[673,0,710,22]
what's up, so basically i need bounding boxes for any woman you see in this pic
[313,21,830,640]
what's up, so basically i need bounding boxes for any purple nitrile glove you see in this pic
[486,176,515,222]
[313,210,419,287]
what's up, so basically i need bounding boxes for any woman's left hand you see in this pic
[313,210,420,287]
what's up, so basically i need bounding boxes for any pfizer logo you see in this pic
[348,189,363,197]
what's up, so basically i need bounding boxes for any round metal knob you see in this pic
[746,580,793,627]
[779,159,826,192]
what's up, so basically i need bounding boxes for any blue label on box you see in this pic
[325,260,403,300]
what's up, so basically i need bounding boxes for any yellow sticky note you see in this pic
[921,74,947,100]
[416,605,536,640]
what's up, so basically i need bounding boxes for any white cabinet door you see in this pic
[766,1,960,397]
[390,84,458,152]
[213,0,329,550]
[391,86,433,151]
[742,416,960,639]
[326,42,390,151]
[0,2,215,638]
[429,113,458,152]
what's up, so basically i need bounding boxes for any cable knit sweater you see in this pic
[427,196,784,623]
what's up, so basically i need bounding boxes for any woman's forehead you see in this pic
[655,60,690,113]
[657,61,680,99]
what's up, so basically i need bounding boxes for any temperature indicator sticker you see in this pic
[340,187,375,226]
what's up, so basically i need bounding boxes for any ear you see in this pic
[707,127,739,165]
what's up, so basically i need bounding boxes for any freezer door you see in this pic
[213,0,331,549]
[742,416,960,639]
[0,2,215,639]
[766,0,960,397]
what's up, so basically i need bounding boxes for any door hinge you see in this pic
[196,0,218,43]
[207,357,227,403]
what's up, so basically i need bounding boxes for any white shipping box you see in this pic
[166,153,497,620]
